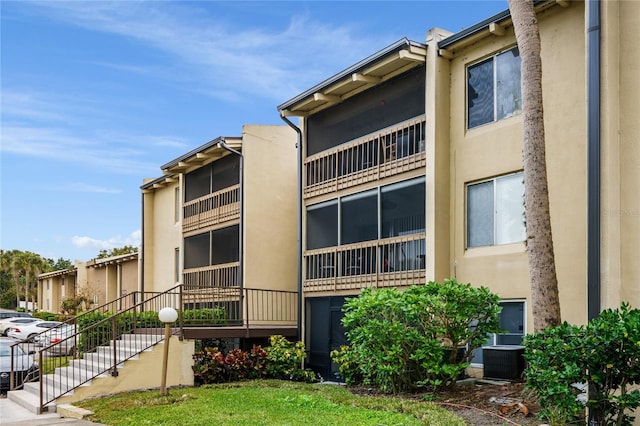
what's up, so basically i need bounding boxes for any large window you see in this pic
[183,225,239,269]
[306,177,425,248]
[467,47,521,129]
[184,154,240,203]
[467,172,525,248]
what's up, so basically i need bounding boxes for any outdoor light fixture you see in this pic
[158,307,178,396]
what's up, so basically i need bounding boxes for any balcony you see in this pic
[183,184,240,232]
[304,116,426,199]
[304,233,426,292]
[183,262,239,288]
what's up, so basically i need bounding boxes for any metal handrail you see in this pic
[8,285,298,413]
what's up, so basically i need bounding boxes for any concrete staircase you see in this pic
[7,333,163,414]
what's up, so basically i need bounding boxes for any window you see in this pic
[307,201,338,250]
[467,47,521,128]
[211,225,239,265]
[174,187,180,222]
[174,248,180,283]
[467,172,525,248]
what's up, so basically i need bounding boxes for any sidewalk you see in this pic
[0,397,104,426]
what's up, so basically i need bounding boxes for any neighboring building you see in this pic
[37,253,139,313]
[278,0,639,378]
[141,124,298,345]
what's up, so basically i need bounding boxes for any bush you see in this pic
[192,336,316,385]
[266,335,317,383]
[192,345,268,385]
[33,311,57,321]
[525,303,640,425]
[335,279,502,393]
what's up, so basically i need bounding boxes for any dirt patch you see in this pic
[349,380,543,426]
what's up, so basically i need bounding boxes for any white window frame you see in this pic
[467,46,521,129]
[466,171,525,248]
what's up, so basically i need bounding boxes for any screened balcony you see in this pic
[304,177,426,292]
[304,233,426,292]
[304,116,426,199]
[182,184,240,232]
[183,225,240,288]
[182,153,240,232]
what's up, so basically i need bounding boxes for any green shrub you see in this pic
[265,335,317,383]
[33,311,57,321]
[192,345,268,385]
[336,279,502,393]
[525,303,640,425]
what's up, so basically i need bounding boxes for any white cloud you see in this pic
[71,230,141,251]
[23,1,380,102]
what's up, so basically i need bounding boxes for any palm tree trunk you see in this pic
[508,0,561,331]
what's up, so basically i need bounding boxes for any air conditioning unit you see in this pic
[482,345,525,381]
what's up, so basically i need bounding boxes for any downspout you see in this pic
[279,114,303,341]
[587,3,602,423]
[218,140,244,324]
[140,191,145,298]
[587,0,601,322]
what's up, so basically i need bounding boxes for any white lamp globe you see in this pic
[158,307,178,323]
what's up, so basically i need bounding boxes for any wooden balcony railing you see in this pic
[303,233,426,292]
[183,184,240,232]
[304,116,426,199]
[183,262,239,288]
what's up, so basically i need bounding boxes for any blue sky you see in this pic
[1,1,508,263]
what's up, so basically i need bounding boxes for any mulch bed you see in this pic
[349,379,543,426]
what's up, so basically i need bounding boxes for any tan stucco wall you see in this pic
[426,28,452,283]
[57,336,195,404]
[242,124,298,294]
[447,2,588,331]
[143,181,182,294]
[601,0,640,310]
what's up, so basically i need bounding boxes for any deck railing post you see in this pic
[111,316,119,377]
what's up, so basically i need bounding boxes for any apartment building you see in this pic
[141,124,298,343]
[278,0,639,378]
[37,253,138,313]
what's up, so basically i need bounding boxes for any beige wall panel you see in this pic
[242,125,297,293]
[601,0,640,309]
[449,3,588,331]
[121,260,138,295]
[144,182,182,293]
[57,337,194,404]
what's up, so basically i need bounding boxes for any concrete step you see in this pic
[11,332,165,414]
[7,388,57,414]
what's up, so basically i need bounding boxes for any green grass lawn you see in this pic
[77,380,465,425]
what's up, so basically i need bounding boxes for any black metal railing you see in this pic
[8,285,297,413]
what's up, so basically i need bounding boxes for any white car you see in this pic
[39,324,78,356]
[0,317,40,336]
[7,320,62,343]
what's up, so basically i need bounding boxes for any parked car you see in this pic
[0,309,33,320]
[39,324,78,356]
[0,317,40,336]
[0,337,39,393]
[7,320,62,343]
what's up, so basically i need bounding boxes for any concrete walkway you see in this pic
[0,397,104,426]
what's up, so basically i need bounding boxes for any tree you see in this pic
[95,245,138,259]
[508,0,561,331]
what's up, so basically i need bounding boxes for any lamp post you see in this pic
[158,307,178,396]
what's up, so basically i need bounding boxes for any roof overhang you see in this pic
[159,136,243,175]
[278,38,427,117]
[37,268,77,280]
[87,252,139,268]
[437,0,561,55]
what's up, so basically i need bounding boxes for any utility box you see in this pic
[482,345,525,381]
